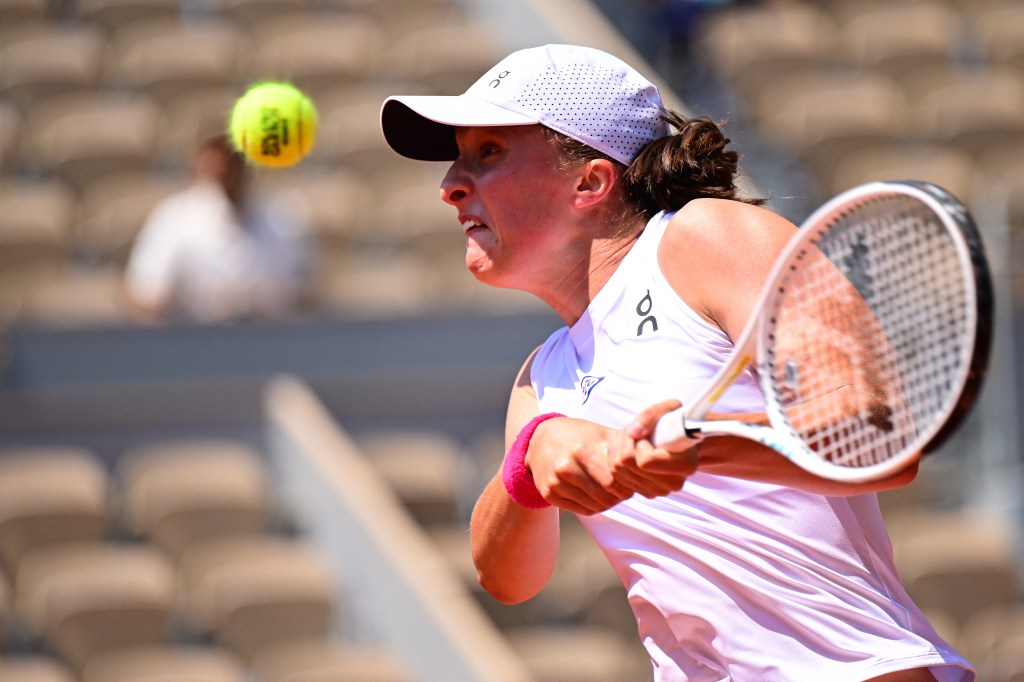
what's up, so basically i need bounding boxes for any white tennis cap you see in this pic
[380,44,671,166]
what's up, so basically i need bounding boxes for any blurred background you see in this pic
[0,0,1022,680]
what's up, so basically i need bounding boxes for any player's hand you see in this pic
[607,399,701,497]
[525,417,636,515]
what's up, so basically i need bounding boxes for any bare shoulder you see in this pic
[665,198,792,246]
[658,198,798,332]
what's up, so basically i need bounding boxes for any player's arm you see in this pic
[647,199,919,494]
[470,350,561,604]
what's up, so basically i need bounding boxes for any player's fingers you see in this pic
[624,399,683,440]
[533,445,633,514]
[611,439,694,498]
[635,440,700,476]
[542,482,629,515]
[609,461,685,498]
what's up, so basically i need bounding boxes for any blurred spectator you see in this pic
[123,133,312,325]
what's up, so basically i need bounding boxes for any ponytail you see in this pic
[624,111,764,216]
[546,111,763,221]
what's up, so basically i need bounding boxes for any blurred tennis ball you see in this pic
[229,81,317,168]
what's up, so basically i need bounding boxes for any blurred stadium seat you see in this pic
[314,250,430,317]
[0,570,8,644]
[0,447,110,577]
[250,637,411,682]
[973,4,1024,71]
[0,0,51,26]
[755,70,910,193]
[177,535,335,660]
[14,543,178,672]
[14,264,129,327]
[72,0,182,32]
[380,18,508,95]
[888,511,1020,628]
[0,656,76,682]
[0,100,20,173]
[216,0,318,27]
[19,92,162,188]
[827,143,981,202]
[104,17,245,102]
[313,88,418,174]
[506,626,652,682]
[838,3,966,90]
[116,439,275,557]
[259,166,373,252]
[240,12,384,99]
[958,604,1024,681]
[0,177,75,281]
[359,429,465,528]
[0,24,106,109]
[80,644,247,682]
[912,67,1024,161]
[693,2,840,107]
[154,85,238,164]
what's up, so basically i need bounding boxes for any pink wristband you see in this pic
[502,412,565,509]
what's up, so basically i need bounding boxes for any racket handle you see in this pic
[652,406,691,446]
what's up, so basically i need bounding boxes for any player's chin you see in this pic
[465,251,503,285]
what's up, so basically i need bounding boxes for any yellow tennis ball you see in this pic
[229,81,317,168]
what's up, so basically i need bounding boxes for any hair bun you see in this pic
[624,113,762,215]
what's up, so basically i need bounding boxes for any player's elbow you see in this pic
[476,570,542,605]
[873,457,921,492]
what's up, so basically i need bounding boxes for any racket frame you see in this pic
[653,180,993,482]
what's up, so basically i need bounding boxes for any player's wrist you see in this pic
[502,413,565,509]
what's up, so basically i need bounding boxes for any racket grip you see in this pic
[652,406,690,447]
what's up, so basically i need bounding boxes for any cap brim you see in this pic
[380,95,537,161]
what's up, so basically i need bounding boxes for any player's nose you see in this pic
[440,164,470,205]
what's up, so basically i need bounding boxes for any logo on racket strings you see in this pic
[841,234,875,301]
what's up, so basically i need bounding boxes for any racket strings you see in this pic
[764,198,971,469]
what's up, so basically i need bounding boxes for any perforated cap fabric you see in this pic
[380,44,671,165]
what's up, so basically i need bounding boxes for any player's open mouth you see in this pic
[461,218,487,233]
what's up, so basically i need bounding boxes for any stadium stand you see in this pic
[116,439,276,557]
[0,447,110,577]
[103,17,245,102]
[0,24,106,110]
[0,656,76,682]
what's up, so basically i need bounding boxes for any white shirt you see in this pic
[125,180,308,323]
[530,211,974,681]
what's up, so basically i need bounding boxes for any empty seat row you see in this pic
[0,441,410,679]
[0,0,457,33]
[0,441,276,573]
[2,87,411,184]
[699,1,1024,103]
[4,536,392,678]
[0,10,501,109]
[688,0,1024,207]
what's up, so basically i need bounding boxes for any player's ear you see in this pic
[573,158,618,209]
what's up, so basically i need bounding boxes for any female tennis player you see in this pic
[380,44,974,681]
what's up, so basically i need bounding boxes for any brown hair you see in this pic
[548,110,764,219]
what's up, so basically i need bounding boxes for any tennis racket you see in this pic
[652,180,993,482]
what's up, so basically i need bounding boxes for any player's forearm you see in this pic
[470,473,560,604]
[695,433,919,495]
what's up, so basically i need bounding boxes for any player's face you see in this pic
[440,125,581,290]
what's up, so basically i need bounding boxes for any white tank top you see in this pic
[531,211,973,681]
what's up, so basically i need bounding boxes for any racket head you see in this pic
[756,181,993,482]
